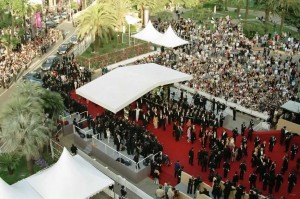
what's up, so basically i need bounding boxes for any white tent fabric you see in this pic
[131,21,163,42]
[76,63,192,113]
[152,25,189,48]
[26,148,114,199]
[281,100,300,114]
[125,15,141,25]
[0,178,41,199]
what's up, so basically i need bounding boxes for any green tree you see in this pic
[231,0,244,16]
[277,0,299,33]
[40,90,65,120]
[76,0,117,51]
[0,97,50,174]
[258,0,278,32]
[0,153,20,175]
[109,0,132,32]
[0,82,59,174]
[245,0,250,20]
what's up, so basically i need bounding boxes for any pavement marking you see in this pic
[0,27,76,97]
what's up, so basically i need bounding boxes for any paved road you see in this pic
[0,20,76,109]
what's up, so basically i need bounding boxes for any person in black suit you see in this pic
[188,147,194,166]
[249,172,257,189]
[280,126,286,145]
[269,136,276,152]
[241,122,246,136]
[288,171,297,193]
[219,113,225,127]
[291,144,298,160]
[232,107,237,121]
[223,161,230,178]
[239,161,247,180]
[275,172,283,192]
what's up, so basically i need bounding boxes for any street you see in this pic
[0,20,76,109]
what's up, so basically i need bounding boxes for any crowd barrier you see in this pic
[91,135,160,172]
[173,83,269,120]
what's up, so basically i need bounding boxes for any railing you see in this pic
[92,135,161,172]
[59,111,89,125]
[76,42,151,70]
[173,83,270,120]
[49,139,153,199]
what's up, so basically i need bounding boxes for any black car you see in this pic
[41,55,60,71]
[57,42,72,55]
[22,69,43,84]
[45,20,57,28]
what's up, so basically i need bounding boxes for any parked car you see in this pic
[45,20,57,28]
[57,42,72,55]
[53,15,63,24]
[41,55,60,71]
[22,69,43,84]
[60,12,68,19]
[70,34,78,45]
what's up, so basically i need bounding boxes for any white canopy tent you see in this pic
[25,148,114,199]
[152,25,189,48]
[125,15,141,25]
[0,178,42,199]
[131,21,163,43]
[281,100,300,114]
[76,63,192,113]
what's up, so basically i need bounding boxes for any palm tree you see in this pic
[277,0,299,34]
[109,0,132,32]
[245,0,250,20]
[0,153,20,175]
[259,0,278,32]
[0,97,50,174]
[40,90,65,120]
[232,0,245,16]
[76,0,117,51]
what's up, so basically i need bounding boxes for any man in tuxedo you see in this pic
[241,122,246,136]
[239,161,247,180]
[223,161,230,178]
[291,144,298,160]
[219,112,225,127]
[188,147,194,166]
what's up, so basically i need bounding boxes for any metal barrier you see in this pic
[49,139,153,199]
[59,111,89,126]
[92,135,161,172]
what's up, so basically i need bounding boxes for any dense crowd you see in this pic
[0,28,61,88]
[136,17,300,116]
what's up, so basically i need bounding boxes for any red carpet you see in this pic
[70,92,300,198]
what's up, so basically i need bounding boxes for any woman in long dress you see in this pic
[153,112,158,129]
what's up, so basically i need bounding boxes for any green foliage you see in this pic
[156,11,173,22]
[40,90,65,120]
[0,82,61,173]
[243,21,265,38]
[76,0,117,50]
[71,1,80,10]
[0,153,21,175]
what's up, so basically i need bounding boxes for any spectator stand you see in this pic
[91,134,160,183]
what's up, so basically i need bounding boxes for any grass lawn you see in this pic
[81,36,131,58]
[0,151,56,185]
[243,21,300,39]
[217,10,256,20]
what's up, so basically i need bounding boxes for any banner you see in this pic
[35,12,42,29]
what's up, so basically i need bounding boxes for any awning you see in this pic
[131,21,163,43]
[281,100,300,114]
[76,63,192,113]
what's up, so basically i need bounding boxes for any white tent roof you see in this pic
[0,178,41,199]
[152,25,189,48]
[281,100,300,114]
[25,148,114,199]
[76,63,192,113]
[131,21,163,42]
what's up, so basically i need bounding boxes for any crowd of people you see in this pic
[135,16,300,119]
[0,28,61,89]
